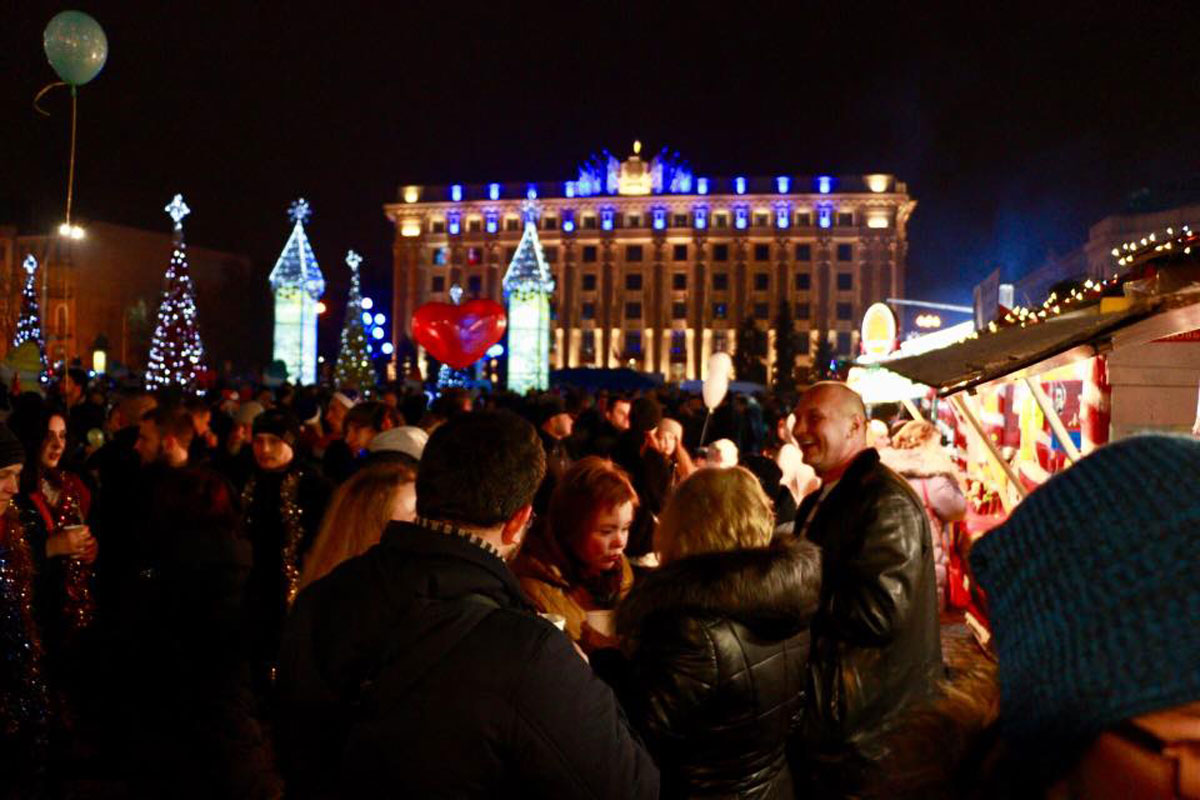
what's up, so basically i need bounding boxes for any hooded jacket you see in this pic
[615,538,821,799]
[276,520,659,799]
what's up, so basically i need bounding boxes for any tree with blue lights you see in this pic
[503,199,555,394]
[146,194,207,390]
[12,254,49,383]
[333,250,376,392]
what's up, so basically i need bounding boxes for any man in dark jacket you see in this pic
[277,410,659,798]
[790,382,942,793]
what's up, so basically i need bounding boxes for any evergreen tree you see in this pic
[808,336,836,382]
[734,315,767,384]
[772,300,798,393]
[146,194,207,390]
[12,254,49,383]
[333,250,376,392]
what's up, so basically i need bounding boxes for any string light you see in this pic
[145,194,207,390]
[334,249,376,392]
[269,198,325,385]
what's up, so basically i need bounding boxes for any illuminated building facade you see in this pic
[385,144,915,381]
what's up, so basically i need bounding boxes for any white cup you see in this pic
[585,609,616,637]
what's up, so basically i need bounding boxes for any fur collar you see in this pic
[879,446,962,482]
[617,537,821,634]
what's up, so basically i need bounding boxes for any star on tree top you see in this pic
[165,194,191,229]
[345,250,362,272]
[289,198,312,225]
[22,254,37,275]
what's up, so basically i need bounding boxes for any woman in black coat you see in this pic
[615,466,821,799]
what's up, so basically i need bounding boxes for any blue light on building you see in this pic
[697,177,709,195]
[486,212,498,234]
[601,208,614,231]
[817,176,832,194]
[776,207,790,229]
[526,185,538,199]
[488,183,501,200]
[694,208,708,229]
[448,211,461,235]
[735,176,746,195]
[562,210,575,233]
[818,206,833,228]
[652,208,666,231]
[776,176,790,193]
[451,184,463,202]
[565,181,576,198]
[734,207,748,230]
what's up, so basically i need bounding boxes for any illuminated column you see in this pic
[701,328,713,379]
[503,199,555,393]
[269,199,325,385]
[685,328,695,379]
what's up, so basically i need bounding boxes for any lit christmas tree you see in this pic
[334,250,376,392]
[503,197,555,393]
[145,194,207,390]
[12,254,49,384]
[269,199,325,385]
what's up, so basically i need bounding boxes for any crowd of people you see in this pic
[0,367,1196,798]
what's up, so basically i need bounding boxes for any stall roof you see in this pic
[882,289,1200,395]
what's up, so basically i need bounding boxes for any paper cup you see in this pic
[585,609,616,637]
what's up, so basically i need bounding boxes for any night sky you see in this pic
[5,2,1200,321]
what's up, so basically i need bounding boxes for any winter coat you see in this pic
[612,431,673,557]
[614,538,822,799]
[792,448,944,774]
[276,520,660,799]
[513,547,634,647]
[879,446,967,609]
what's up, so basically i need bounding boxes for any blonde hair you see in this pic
[893,420,939,450]
[299,461,416,590]
[655,466,774,563]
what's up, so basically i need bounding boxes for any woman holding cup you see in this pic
[513,457,637,653]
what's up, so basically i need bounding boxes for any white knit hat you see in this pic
[367,426,428,462]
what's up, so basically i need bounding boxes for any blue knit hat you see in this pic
[970,434,1200,754]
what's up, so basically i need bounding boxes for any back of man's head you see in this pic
[417,410,545,528]
[143,405,195,449]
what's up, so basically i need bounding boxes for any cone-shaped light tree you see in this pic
[13,254,49,384]
[334,250,376,392]
[145,194,207,390]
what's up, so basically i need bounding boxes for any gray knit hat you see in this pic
[970,434,1200,755]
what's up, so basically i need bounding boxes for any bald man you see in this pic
[790,382,942,792]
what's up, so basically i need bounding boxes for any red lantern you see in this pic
[412,300,508,370]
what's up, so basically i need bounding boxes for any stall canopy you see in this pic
[882,289,1200,396]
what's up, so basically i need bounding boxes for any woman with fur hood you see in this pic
[609,467,821,799]
[879,420,966,610]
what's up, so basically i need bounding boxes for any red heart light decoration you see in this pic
[412,299,508,369]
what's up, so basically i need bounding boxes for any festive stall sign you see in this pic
[412,300,507,369]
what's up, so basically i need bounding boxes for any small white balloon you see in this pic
[702,352,733,409]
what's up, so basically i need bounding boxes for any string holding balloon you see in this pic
[35,10,109,240]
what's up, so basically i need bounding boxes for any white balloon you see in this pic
[702,352,733,410]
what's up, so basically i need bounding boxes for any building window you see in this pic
[796,212,811,227]
[582,302,595,319]
[673,213,688,228]
[583,215,597,229]
[467,275,482,295]
[625,273,643,290]
[837,273,853,291]
[504,247,516,262]
[432,276,445,292]
[627,214,641,228]
[712,302,728,319]
[544,246,558,263]
[625,302,642,319]
[505,218,520,232]
[713,244,729,262]
[671,330,686,360]
[837,302,853,320]
[838,212,854,227]
[795,243,812,261]
[713,272,729,291]
[625,245,643,262]
[673,301,687,319]
[582,273,597,291]
[468,218,482,233]
[754,212,769,228]
[836,331,853,354]
[714,330,728,351]
[796,303,810,320]
[754,272,769,291]
[795,272,811,291]
[582,330,595,353]
[673,273,687,290]
[467,247,483,265]
[754,303,769,319]
[754,243,770,261]
[432,220,446,234]
[673,244,688,261]
[432,247,447,266]
[626,330,643,354]
[714,213,728,229]
[544,216,558,230]
[837,243,853,262]
[583,245,598,263]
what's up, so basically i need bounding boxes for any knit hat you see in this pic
[970,434,1200,755]
[252,409,300,446]
[294,395,321,426]
[629,396,663,434]
[367,426,428,462]
[527,394,567,427]
[0,424,24,469]
[235,401,265,427]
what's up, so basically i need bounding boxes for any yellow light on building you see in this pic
[316,301,327,314]
[401,219,422,237]
[915,313,942,329]
[867,215,889,229]
[866,174,890,193]
[403,186,421,203]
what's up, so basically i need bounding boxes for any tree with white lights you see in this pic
[334,250,376,391]
[503,198,555,393]
[269,199,325,385]
[145,194,207,390]
[12,254,49,383]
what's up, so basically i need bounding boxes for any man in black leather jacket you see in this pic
[790,382,943,793]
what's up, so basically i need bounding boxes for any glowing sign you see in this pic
[860,302,898,358]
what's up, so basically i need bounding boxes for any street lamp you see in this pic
[91,334,109,375]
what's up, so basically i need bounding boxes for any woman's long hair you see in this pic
[655,466,774,564]
[8,397,69,496]
[299,461,415,590]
